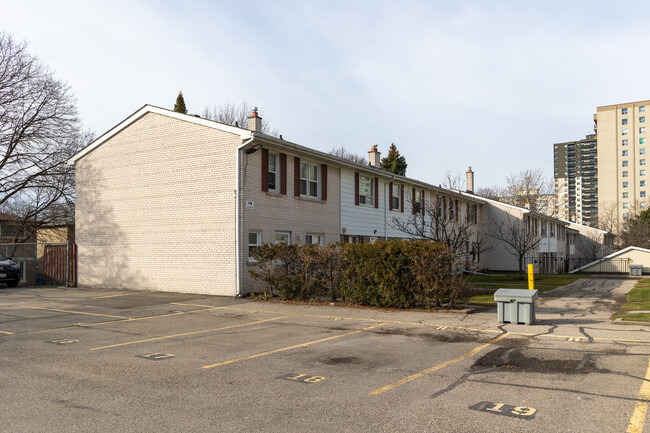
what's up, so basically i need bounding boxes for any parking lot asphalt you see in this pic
[0,278,649,432]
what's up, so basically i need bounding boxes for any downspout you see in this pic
[384,175,395,240]
[235,137,255,296]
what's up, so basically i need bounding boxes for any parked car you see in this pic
[0,253,21,287]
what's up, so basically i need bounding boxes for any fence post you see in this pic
[66,240,70,288]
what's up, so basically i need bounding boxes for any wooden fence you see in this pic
[43,244,77,286]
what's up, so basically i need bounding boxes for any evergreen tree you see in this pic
[174,91,187,114]
[380,143,407,176]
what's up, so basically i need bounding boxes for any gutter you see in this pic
[235,137,256,296]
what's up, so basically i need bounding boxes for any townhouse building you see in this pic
[69,105,614,296]
[68,105,486,296]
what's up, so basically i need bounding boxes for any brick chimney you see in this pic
[247,107,262,132]
[466,167,474,193]
[368,145,381,167]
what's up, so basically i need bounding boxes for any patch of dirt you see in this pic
[319,356,365,365]
[371,327,478,343]
[471,347,609,374]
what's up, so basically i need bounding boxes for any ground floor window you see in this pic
[248,231,261,259]
[274,231,291,244]
[306,234,324,245]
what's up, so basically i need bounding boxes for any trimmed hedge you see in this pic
[249,240,465,309]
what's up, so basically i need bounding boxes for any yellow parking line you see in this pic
[202,322,387,369]
[626,357,650,433]
[0,330,14,335]
[90,315,293,351]
[371,332,510,395]
[22,306,130,319]
[94,292,142,299]
[167,303,650,344]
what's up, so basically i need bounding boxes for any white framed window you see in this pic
[641,191,647,198]
[642,169,647,176]
[622,171,629,177]
[623,192,629,199]
[414,190,422,214]
[622,160,629,167]
[623,202,630,209]
[305,233,324,245]
[622,118,628,125]
[391,183,400,210]
[642,180,647,187]
[641,106,646,113]
[622,129,629,135]
[468,204,477,224]
[622,139,629,146]
[274,231,291,244]
[642,159,647,166]
[641,148,646,155]
[641,127,646,134]
[268,153,279,192]
[300,161,320,198]
[623,181,629,188]
[641,117,646,123]
[359,175,374,205]
[622,108,628,115]
[248,231,261,259]
[622,150,629,156]
[437,196,445,219]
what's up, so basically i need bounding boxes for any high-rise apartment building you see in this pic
[554,134,597,225]
[595,100,649,222]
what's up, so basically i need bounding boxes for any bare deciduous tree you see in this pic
[476,185,506,200]
[0,32,90,243]
[202,101,279,136]
[329,146,367,165]
[440,171,464,190]
[390,194,489,269]
[503,168,554,214]
[489,214,542,277]
[578,231,608,262]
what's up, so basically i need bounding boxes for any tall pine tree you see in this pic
[174,91,187,114]
[380,143,407,176]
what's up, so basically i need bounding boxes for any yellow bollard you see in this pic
[528,264,534,290]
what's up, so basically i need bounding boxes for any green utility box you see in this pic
[630,264,643,276]
[494,288,538,325]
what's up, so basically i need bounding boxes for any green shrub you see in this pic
[249,240,466,308]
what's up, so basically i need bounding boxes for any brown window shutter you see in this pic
[400,185,404,213]
[421,190,425,216]
[466,202,470,223]
[321,164,328,201]
[412,188,416,215]
[389,182,393,211]
[374,178,379,209]
[261,148,269,192]
[294,157,300,197]
[280,153,287,195]
[354,172,360,206]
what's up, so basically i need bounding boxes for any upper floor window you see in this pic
[300,162,320,198]
[359,175,374,205]
[641,148,646,155]
[468,204,477,224]
[268,153,279,192]
[622,108,628,115]
[622,129,629,135]
[622,160,629,167]
[391,184,401,210]
[623,181,629,188]
[641,169,647,176]
[622,139,629,146]
[641,106,647,113]
[641,117,646,123]
[414,189,423,214]
[622,170,629,177]
[622,118,628,125]
[642,159,647,166]
[622,150,629,156]
[641,180,647,187]
[641,127,646,134]
[642,138,647,145]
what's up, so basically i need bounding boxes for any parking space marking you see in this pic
[276,373,326,384]
[171,303,650,344]
[0,330,14,335]
[202,322,387,369]
[22,306,131,319]
[89,315,294,351]
[94,292,143,299]
[370,332,510,395]
[626,357,650,433]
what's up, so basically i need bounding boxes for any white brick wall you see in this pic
[75,113,241,295]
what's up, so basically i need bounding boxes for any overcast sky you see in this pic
[2,1,649,188]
